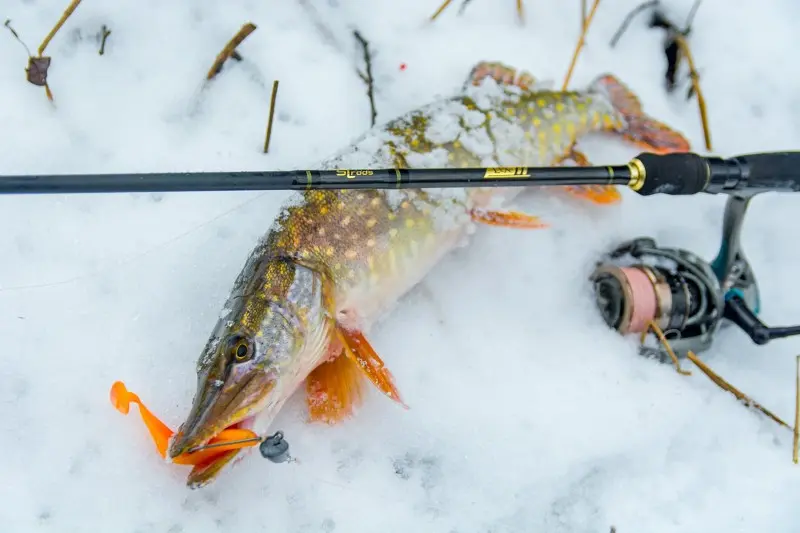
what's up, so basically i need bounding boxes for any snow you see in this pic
[1,0,800,531]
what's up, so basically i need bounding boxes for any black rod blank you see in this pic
[0,166,631,195]
[1,151,799,197]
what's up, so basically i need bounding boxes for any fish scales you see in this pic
[167,61,692,488]
[257,75,630,325]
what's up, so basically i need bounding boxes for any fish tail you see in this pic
[590,74,692,154]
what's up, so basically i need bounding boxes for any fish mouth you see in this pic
[167,375,275,488]
[181,415,257,489]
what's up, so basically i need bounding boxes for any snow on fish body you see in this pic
[167,61,691,488]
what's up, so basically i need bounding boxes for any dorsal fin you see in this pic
[463,61,539,93]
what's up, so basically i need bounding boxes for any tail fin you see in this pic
[590,74,691,154]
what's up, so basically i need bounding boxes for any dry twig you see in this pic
[673,34,711,151]
[207,22,257,81]
[98,25,111,55]
[263,80,279,154]
[609,0,712,151]
[685,351,790,429]
[353,30,377,127]
[794,355,799,464]
[4,0,83,103]
[562,0,601,90]
[429,0,525,24]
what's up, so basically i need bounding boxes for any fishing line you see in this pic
[0,191,275,293]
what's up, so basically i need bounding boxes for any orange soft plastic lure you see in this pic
[110,381,259,467]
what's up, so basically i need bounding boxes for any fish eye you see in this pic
[226,334,253,362]
[235,343,250,360]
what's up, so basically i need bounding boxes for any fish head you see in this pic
[168,254,332,488]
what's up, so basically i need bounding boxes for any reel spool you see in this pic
[590,232,800,363]
[590,237,728,361]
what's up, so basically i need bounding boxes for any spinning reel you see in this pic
[590,193,800,361]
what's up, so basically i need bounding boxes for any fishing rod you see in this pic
[1,151,800,197]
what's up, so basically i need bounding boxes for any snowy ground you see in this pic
[2,0,800,531]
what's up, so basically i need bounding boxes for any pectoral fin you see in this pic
[338,327,407,408]
[306,325,407,424]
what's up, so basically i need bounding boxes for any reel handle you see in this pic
[723,294,800,345]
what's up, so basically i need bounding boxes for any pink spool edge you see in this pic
[619,266,657,333]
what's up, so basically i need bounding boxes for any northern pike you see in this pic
[166,61,691,488]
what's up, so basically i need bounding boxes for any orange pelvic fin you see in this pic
[470,208,549,229]
[557,147,623,205]
[589,74,692,154]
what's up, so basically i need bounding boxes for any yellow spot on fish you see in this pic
[566,122,576,137]
[591,112,601,128]
[345,249,357,259]
[300,249,310,258]
[370,197,380,206]
[405,219,415,228]
[552,123,562,135]
[579,113,588,127]
[367,238,375,247]
[602,115,614,128]
[555,102,565,112]
[401,201,410,209]
[389,228,398,237]
[326,246,334,256]
[366,218,377,228]
[576,102,587,112]
[333,263,341,271]
[533,117,541,127]
[388,213,396,221]
[537,98,546,107]
[320,206,328,215]
[453,140,462,148]
[337,201,345,210]
[538,131,547,142]
[448,153,456,161]
[505,108,515,116]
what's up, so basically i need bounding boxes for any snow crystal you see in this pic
[3,1,800,533]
